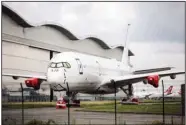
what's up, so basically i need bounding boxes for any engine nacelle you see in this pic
[25,78,42,90]
[143,79,148,84]
[170,74,176,79]
[144,75,160,88]
[131,98,139,103]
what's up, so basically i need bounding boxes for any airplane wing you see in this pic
[100,70,185,88]
[132,67,174,74]
[2,73,47,80]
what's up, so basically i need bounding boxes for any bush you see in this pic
[2,117,17,125]
[25,119,58,125]
[2,118,58,125]
[25,119,45,125]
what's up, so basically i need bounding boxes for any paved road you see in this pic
[2,108,184,125]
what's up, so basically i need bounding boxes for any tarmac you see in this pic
[2,107,184,125]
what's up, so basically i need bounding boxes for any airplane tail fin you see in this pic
[164,86,173,94]
[178,89,181,95]
[121,24,130,66]
[121,45,129,65]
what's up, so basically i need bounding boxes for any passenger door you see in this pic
[75,58,83,75]
[96,61,101,76]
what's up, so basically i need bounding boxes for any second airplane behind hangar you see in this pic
[3,41,185,101]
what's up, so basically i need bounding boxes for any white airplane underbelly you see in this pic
[66,74,100,91]
[49,73,100,92]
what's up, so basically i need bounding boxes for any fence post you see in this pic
[114,81,117,125]
[171,116,173,125]
[20,83,24,125]
[111,79,117,125]
[181,84,185,125]
[162,80,165,125]
[66,82,70,125]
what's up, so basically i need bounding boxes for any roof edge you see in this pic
[2,4,134,56]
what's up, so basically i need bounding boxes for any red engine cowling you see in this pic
[131,98,139,103]
[146,75,160,88]
[25,78,42,90]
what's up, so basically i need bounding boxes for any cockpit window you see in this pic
[49,62,71,68]
[50,63,56,68]
[62,62,71,68]
[56,62,63,68]
[62,62,68,68]
[66,62,71,68]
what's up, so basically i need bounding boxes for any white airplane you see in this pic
[165,88,182,98]
[2,43,185,101]
[147,85,174,99]
[133,90,152,99]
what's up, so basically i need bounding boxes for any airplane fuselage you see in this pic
[47,52,132,94]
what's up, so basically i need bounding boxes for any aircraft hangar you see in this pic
[2,4,134,101]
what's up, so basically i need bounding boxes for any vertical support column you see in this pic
[50,51,53,102]
[128,84,133,99]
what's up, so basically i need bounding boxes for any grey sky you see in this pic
[3,2,185,44]
[3,2,185,93]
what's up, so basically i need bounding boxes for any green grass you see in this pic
[81,100,117,107]
[142,99,181,103]
[2,101,116,109]
[79,103,182,115]
[2,101,183,115]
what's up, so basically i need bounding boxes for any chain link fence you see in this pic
[2,82,185,125]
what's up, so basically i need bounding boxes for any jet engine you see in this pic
[25,78,43,90]
[170,74,176,79]
[143,75,159,88]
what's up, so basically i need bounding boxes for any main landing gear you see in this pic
[120,84,139,105]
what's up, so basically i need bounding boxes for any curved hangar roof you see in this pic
[2,4,134,56]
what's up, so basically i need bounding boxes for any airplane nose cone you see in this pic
[47,69,68,91]
[47,68,65,84]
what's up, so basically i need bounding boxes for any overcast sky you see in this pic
[3,2,185,94]
[3,2,185,43]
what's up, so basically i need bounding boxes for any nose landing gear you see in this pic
[63,92,80,107]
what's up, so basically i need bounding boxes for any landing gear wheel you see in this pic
[64,92,80,107]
